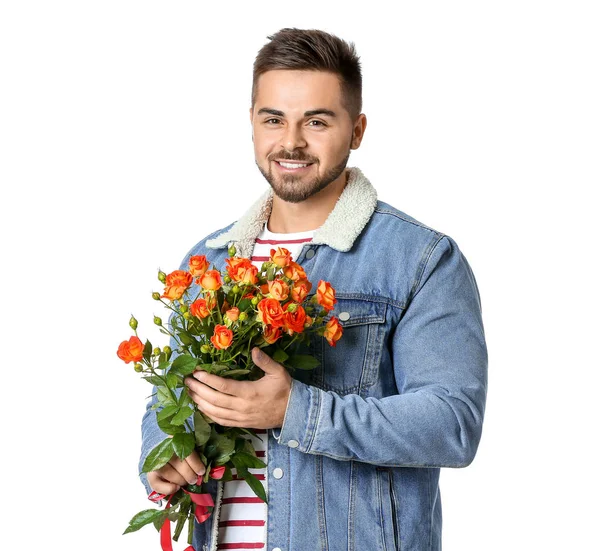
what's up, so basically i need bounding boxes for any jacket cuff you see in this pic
[271,378,321,452]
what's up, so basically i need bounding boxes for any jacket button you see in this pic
[338,312,350,321]
[305,248,315,259]
[287,439,299,448]
[273,467,284,479]
[273,548,282,551]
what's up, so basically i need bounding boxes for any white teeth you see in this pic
[279,162,310,169]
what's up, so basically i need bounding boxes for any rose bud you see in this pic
[228,244,236,257]
[158,270,167,283]
[154,316,162,326]
[134,363,144,373]
[163,346,172,359]
[152,292,161,300]
[129,315,138,330]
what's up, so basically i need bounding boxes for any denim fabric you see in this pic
[138,168,488,551]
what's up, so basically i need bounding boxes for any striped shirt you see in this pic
[216,219,315,550]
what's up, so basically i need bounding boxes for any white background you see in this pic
[1,1,598,550]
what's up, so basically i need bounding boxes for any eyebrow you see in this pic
[257,108,337,118]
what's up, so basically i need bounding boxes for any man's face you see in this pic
[249,70,363,203]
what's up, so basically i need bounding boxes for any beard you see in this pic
[255,144,352,204]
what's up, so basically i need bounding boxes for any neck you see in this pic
[268,169,348,233]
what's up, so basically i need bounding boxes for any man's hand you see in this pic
[147,450,206,495]
[184,347,292,429]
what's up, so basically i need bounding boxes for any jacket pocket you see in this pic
[376,467,400,551]
[311,296,387,395]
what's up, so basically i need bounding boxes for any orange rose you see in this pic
[210,324,234,350]
[262,325,282,344]
[225,257,258,284]
[117,336,144,364]
[267,279,289,301]
[283,261,307,282]
[199,269,222,291]
[316,280,337,311]
[190,298,211,319]
[189,255,209,278]
[161,270,193,301]
[291,278,312,303]
[323,317,343,347]
[270,246,292,267]
[283,304,306,334]
[225,307,240,322]
[256,298,285,328]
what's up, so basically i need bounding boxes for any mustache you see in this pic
[271,152,316,163]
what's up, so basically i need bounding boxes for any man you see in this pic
[140,27,488,551]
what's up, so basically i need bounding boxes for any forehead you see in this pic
[254,70,343,112]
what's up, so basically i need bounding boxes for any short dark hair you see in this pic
[251,27,363,121]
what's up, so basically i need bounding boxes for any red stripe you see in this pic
[255,237,313,244]
[219,520,265,527]
[217,543,265,549]
[222,497,265,504]
[251,256,270,262]
[231,473,265,480]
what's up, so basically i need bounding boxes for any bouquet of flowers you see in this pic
[119,245,344,549]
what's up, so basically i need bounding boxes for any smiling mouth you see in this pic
[274,160,314,171]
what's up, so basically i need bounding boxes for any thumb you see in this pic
[252,347,281,374]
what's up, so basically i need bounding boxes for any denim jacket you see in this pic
[139,166,488,551]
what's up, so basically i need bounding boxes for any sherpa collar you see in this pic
[205,166,378,257]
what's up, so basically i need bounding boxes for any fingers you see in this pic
[186,375,239,407]
[148,451,206,496]
[147,470,181,495]
[167,455,201,486]
[185,450,206,478]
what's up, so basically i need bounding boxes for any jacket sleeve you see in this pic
[138,255,197,497]
[271,235,488,468]
[138,330,189,498]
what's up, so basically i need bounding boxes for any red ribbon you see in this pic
[147,466,226,551]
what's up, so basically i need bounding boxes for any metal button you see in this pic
[273,467,284,479]
[287,439,299,448]
[338,312,350,321]
[273,548,282,551]
[305,248,315,259]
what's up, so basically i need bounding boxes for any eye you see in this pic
[309,120,326,127]
[265,118,281,124]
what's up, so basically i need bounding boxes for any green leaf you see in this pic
[157,405,179,421]
[171,406,194,426]
[272,347,289,364]
[204,429,235,463]
[233,465,267,503]
[172,432,195,460]
[141,438,174,473]
[237,298,252,312]
[171,354,197,375]
[151,509,170,531]
[157,386,176,406]
[285,354,320,370]
[143,340,153,362]
[157,415,186,435]
[179,332,195,346]
[194,410,211,446]
[142,375,164,386]
[156,361,171,370]
[123,508,166,534]
[178,388,192,407]
[211,363,230,374]
[220,369,250,378]
[166,373,179,388]
[232,450,267,469]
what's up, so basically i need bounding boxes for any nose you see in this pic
[281,123,307,151]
